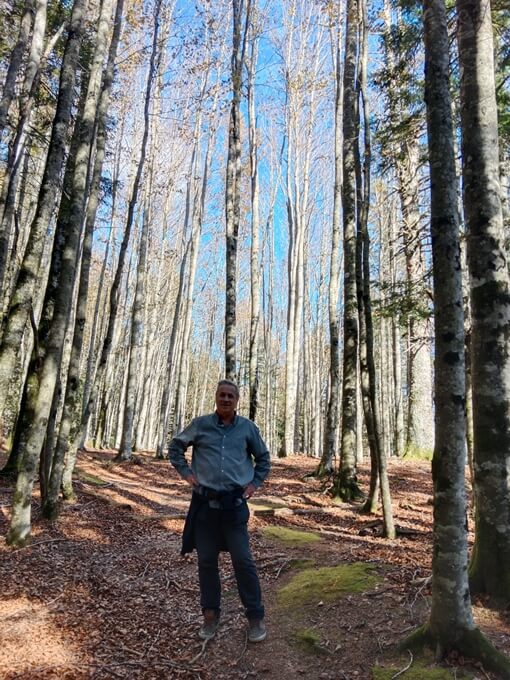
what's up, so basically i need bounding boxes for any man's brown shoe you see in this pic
[248,618,266,642]
[199,609,220,640]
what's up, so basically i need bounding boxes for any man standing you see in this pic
[168,379,271,642]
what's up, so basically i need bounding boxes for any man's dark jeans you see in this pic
[194,499,264,620]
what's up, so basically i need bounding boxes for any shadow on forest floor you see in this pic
[0,452,508,680]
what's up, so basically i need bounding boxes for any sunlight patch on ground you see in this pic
[0,596,80,676]
[63,525,109,543]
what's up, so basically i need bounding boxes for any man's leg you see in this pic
[195,503,222,614]
[222,502,264,622]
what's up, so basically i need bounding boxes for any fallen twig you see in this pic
[7,538,81,553]
[189,637,210,665]
[144,629,161,659]
[276,560,292,579]
[392,650,413,679]
[234,629,248,665]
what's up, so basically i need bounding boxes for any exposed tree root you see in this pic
[307,461,333,479]
[401,624,510,679]
[329,474,364,502]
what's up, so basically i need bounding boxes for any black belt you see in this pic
[194,485,243,501]
[195,486,221,500]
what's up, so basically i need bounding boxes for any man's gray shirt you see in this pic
[168,413,270,492]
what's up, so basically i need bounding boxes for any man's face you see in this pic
[215,385,239,419]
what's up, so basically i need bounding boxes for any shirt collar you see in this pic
[213,411,237,427]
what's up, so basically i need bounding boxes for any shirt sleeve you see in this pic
[168,419,198,480]
[247,423,271,488]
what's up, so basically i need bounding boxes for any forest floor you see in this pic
[1,452,509,680]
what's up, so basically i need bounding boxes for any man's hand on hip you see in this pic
[243,483,256,499]
[185,473,198,487]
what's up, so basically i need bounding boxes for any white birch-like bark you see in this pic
[225,0,250,379]
[333,0,361,499]
[247,27,261,421]
[407,7,510,672]
[48,0,124,511]
[320,10,343,474]
[75,0,164,456]
[7,0,112,545]
[422,0,474,648]
[0,0,34,138]
[0,0,87,444]
[457,0,510,602]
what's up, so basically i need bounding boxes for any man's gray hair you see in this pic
[216,379,240,397]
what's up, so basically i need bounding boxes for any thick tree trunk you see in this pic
[6,0,111,546]
[457,0,510,603]
[404,4,510,675]
[0,0,87,445]
[43,0,124,516]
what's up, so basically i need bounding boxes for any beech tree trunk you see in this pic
[225,0,250,379]
[320,15,343,476]
[247,29,260,421]
[75,0,163,458]
[457,0,510,603]
[332,0,362,500]
[6,0,111,546]
[0,0,87,446]
[404,4,510,674]
[44,0,124,515]
[0,0,34,138]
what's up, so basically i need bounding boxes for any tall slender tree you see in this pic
[225,0,251,379]
[457,0,510,603]
[332,0,362,500]
[6,0,114,546]
[319,5,343,476]
[43,0,125,518]
[0,0,87,449]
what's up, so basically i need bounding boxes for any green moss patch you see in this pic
[262,526,321,546]
[249,498,287,509]
[292,628,325,654]
[75,470,108,486]
[278,562,379,608]
[288,557,316,570]
[403,445,433,461]
[372,662,471,679]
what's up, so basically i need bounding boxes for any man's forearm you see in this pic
[168,442,192,479]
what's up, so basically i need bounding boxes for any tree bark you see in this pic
[247,28,260,422]
[332,0,362,501]
[43,0,124,516]
[6,0,112,546]
[404,4,510,675]
[225,0,250,379]
[457,0,510,603]
[0,0,34,139]
[320,14,343,476]
[75,0,163,457]
[0,0,87,461]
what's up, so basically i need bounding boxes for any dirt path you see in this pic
[1,452,508,679]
